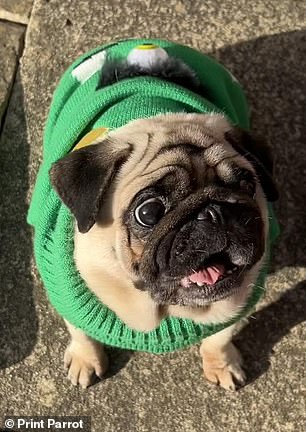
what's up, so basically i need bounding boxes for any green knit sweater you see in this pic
[27,39,279,353]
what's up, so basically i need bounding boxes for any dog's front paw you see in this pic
[201,342,246,391]
[64,341,108,388]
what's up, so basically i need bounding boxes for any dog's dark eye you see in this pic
[135,198,166,227]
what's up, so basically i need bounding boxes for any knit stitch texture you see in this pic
[27,39,279,353]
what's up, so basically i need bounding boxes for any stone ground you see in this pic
[0,0,305,431]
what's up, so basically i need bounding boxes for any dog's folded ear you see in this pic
[50,139,131,233]
[225,128,278,202]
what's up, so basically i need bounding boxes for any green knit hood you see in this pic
[28,39,279,353]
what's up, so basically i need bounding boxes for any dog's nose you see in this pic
[197,204,224,225]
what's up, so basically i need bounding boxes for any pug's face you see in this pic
[51,114,277,308]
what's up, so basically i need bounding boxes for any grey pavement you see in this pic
[0,20,24,128]
[0,1,305,431]
[0,0,32,24]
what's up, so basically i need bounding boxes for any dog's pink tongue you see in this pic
[189,265,225,285]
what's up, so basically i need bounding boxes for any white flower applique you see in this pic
[72,50,107,84]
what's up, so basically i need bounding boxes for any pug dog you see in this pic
[26,39,278,391]
[50,111,277,391]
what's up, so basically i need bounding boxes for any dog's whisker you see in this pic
[248,282,266,291]
[237,264,247,279]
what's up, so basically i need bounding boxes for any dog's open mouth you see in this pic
[181,252,239,288]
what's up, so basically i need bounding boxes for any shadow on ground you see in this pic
[212,30,306,270]
[212,29,306,382]
[0,71,38,369]
[235,280,306,384]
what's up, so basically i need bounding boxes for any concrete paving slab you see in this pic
[0,69,38,371]
[0,0,33,24]
[0,1,305,431]
[0,21,24,128]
